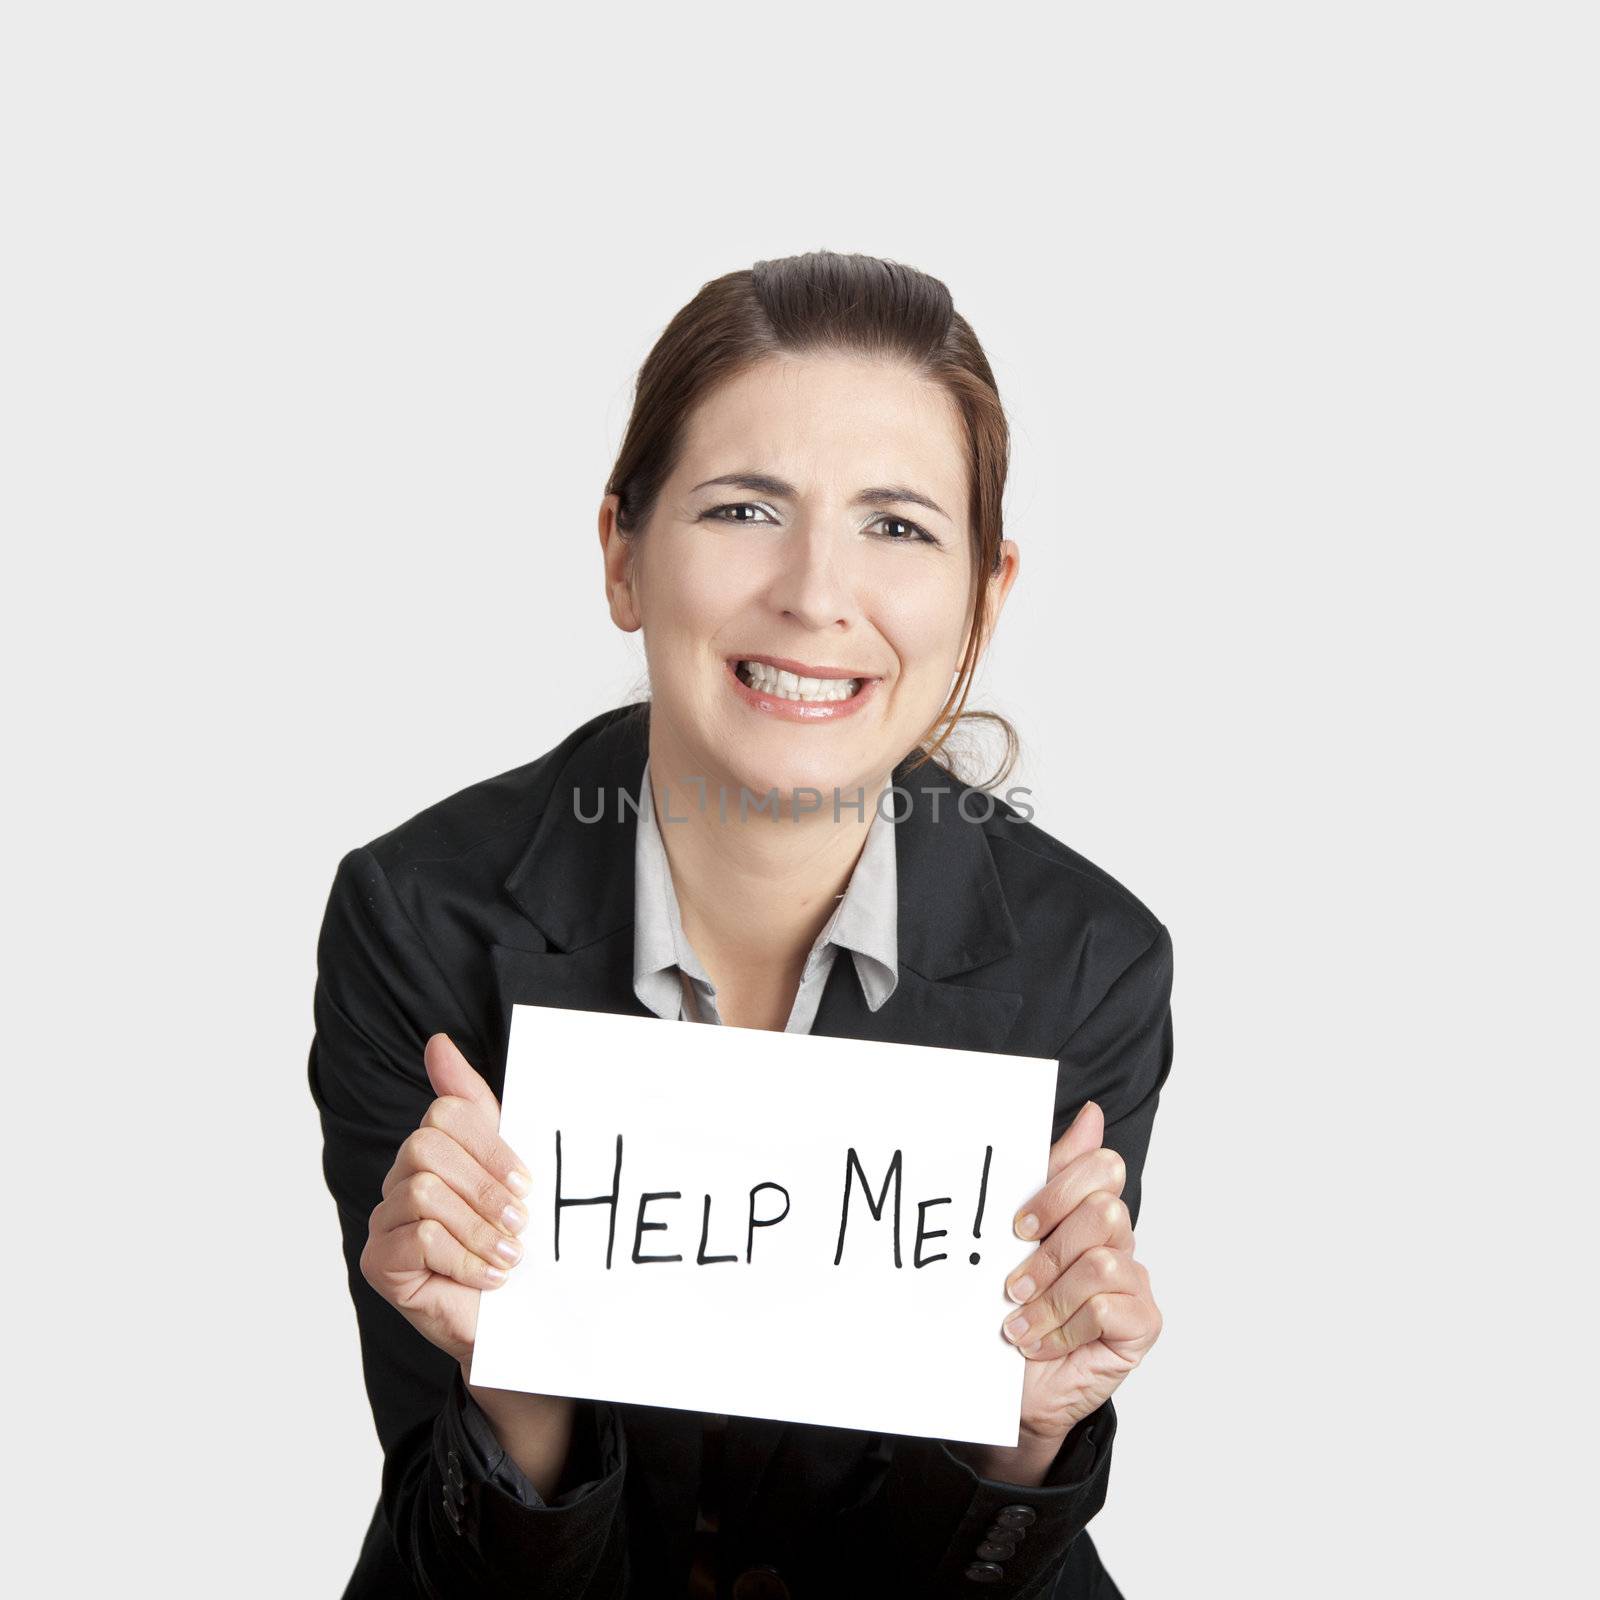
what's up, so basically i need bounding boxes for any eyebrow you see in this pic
[690,471,952,523]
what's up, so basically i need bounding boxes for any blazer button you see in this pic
[964,1561,1005,1584]
[731,1567,791,1600]
[994,1504,1038,1529]
[976,1538,1019,1561]
[441,1484,463,1535]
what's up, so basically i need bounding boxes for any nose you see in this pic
[763,516,857,632]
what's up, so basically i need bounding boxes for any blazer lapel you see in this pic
[810,731,1025,1051]
[810,957,1022,1053]
[486,707,654,1056]
[486,705,1027,1538]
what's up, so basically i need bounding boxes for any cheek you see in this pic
[876,578,972,679]
[638,538,748,648]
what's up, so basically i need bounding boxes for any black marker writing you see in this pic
[632,1190,682,1263]
[697,1194,737,1265]
[746,1181,790,1262]
[833,1147,903,1267]
[548,1136,997,1273]
[914,1195,950,1267]
[970,1143,993,1264]
[554,1130,623,1268]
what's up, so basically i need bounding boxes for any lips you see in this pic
[723,657,881,722]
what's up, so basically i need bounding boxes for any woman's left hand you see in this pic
[999,1100,1164,1444]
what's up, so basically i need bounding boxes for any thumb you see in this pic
[1047,1098,1105,1178]
[423,1033,499,1115]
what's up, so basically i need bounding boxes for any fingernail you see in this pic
[495,1237,522,1264]
[1014,1213,1038,1239]
[1003,1314,1030,1343]
[502,1204,527,1233]
[506,1169,532,1197]
[485,1265,507,1284]
[1022,1338,1043,1355]
[1007,1275,1035,1304]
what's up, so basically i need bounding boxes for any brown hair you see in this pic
[605,249,1018,789]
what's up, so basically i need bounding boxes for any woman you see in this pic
[309,250,1175,1599]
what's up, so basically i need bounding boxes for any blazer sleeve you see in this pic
[828,922,1175,1598]
[308,845,631,1598]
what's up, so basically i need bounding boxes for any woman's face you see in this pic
[600,351,1018,811]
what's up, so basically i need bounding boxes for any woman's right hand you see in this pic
[360,1032,532,1372]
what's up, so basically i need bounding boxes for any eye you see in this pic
[872,514,937,546]
[702,501,777,525]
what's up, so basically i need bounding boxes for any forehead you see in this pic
[677,353,968,501]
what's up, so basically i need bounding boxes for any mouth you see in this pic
[725,654,882,719]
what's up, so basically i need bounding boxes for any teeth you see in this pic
[739,660,861,702]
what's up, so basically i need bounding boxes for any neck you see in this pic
[643,734,891,983]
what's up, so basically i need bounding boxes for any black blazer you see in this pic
[309,701,1175,1599]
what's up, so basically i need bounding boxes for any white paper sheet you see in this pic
[468,1003,1059,1447]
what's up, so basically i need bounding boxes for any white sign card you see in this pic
[469,1003,1059,1446]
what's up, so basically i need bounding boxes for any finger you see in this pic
[424,1033,501,1115]
[382,1123,530,1233]
[369,1216,510,1295]
[1043,1099,1105,1181]
[1014,1142,1127,1242]
[1002,1244,1142,1352]
[1034,1288,1159,1360]
[1004,1189,1132,1305]
[371,1170,525,1274]
[417,1092,532,1202]
[1014,1105,1107,1236]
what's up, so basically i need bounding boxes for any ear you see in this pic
[598,493,642,633]
[974,538,1020,657]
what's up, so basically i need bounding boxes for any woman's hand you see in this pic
[359,1033,533,1372]
[998,1100,1163,1445]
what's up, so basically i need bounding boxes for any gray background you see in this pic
[6,3,1593,1593]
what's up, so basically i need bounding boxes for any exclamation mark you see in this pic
[968,1143,993,1264]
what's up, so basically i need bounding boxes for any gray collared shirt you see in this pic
[631,756,899,1032]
